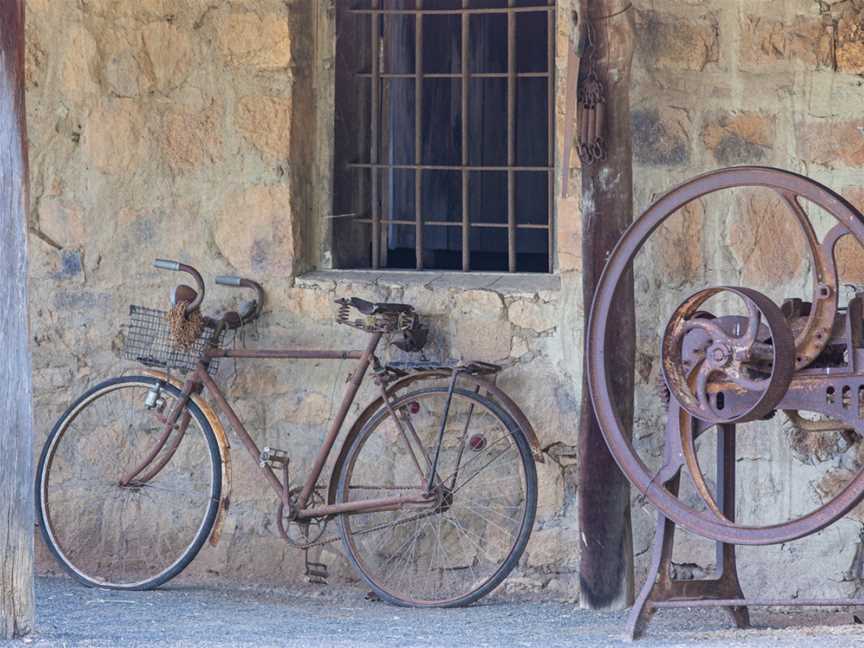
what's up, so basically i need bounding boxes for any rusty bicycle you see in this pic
[36,260,538,607]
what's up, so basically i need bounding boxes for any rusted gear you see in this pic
[587,166,864,546]
[661,286,795,425]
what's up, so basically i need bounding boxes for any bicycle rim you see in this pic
[337,387,537,606]
[37,376,221,589]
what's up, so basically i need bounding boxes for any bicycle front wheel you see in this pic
[36,376,222,590]
[336,387,537,607]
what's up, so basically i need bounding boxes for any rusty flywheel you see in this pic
[587,166,864,545]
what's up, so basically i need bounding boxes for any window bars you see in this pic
[347,0,555,273]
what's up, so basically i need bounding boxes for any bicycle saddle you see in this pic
[338,297,414,315]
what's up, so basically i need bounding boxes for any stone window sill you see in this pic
[297,270,561,296]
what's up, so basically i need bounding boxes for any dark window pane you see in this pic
[469,171,506,224]
[467,78,506,166]
[423,0,462,9]
[515,77,547,166]
[382,78,415,164]
[424,223,463,269]
[383,11,415,74]
[421,79,462,165]
[381,168,416,221]
[422,14,460,73]
[468,0,507,8]
[469,13,507,73]
[423,170,462,223]
[515,228,548,273]
[515,10,548,73]
[515,171,547,225]
[384,224,417,268]
[470,228,508,272]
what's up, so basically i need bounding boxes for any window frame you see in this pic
[333,0,557,274]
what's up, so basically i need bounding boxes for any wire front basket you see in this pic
[123,305,225,375]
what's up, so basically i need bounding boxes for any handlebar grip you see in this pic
[154,259,181,271]
[215,276,242,287]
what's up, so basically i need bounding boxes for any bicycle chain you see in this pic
[299,508,440,549]
[290,486,439,550]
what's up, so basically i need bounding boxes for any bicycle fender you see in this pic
[141,370,232,547]
[327,370,544,506]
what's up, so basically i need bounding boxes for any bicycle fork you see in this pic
[119,379,195,487]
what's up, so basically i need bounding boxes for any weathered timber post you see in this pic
[577,0,636,610]
[0,0,35,638]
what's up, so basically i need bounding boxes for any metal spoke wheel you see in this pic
[37,376,221,589]
[587,166,864,545]
[336,387,537,607]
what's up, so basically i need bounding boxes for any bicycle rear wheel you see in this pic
[36,375,221,589]
[336,387,537,607]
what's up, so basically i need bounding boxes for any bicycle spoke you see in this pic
[338,387,535,605]
[39,380,218,588]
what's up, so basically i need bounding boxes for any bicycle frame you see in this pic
[124,331,438,520]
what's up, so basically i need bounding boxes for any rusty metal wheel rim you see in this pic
[661,286,795,425]
[587,166,864,545]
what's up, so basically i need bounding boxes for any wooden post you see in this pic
[577,0,636,610]
[0,0,35,638]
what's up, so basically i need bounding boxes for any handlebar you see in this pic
[215,275,265,325]
[153,260,264,327]
[153,258,205,312]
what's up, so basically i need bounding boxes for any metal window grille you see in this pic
[341,0,555,273]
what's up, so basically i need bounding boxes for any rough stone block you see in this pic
[837,12,864,74]
[162,102,223,172]
[83,99,146,173]
[728,190,807,285]
[702,111,775,165]
[797,120,864,168]
[739,15,834,70]
[236,95,293,160]
[633,106,691,167]
[61,24,100,103]
[216,12,292,70]
[508,299,556,333]
[38,198,85,249]
[214,184,296,277]
[141,22,193,93]
[102,50,141,98]
[834,188,864,284]
[636,10,719,72]
[648,199,705,282]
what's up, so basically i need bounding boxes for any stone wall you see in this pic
[24,0,864,603]
[25,0,583,595]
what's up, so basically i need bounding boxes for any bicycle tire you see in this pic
[336,386,537,607]
[36,375,222,590]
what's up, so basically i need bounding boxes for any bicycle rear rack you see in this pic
[385,360,501,377]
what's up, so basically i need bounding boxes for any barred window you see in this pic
[333,1,555,273]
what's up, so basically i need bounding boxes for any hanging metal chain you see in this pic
[577,22,607,167]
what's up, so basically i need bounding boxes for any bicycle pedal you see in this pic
[303,546,328,585]
[259,447,290,468]
[304,561,329,585]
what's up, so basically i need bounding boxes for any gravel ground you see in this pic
[3,577,864,647]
